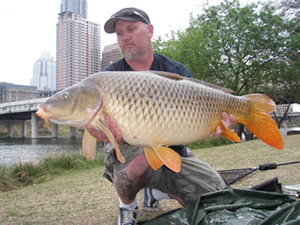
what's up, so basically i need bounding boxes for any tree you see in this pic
[155,1,288,93]
[278,0,300,24]
[153,0,299,133]
[269,0,300,128]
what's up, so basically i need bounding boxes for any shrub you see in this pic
[187,137,233,149]
[10,162,44,184]
[0,153,104,191]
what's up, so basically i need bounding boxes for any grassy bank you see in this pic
[0,153,104,191]
[0,136,230,192]
[0,135,299,224]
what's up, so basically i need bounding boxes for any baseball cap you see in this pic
[104,7,150,33]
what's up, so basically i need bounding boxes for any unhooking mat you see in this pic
[144,189,300,225]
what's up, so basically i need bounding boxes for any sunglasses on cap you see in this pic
[104,8,151,33]
[111,8,150,25]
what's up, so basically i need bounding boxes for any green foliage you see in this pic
[0,167,19,191]
[187,136,234,149]
[153,0,299,103]
[43,153,104,171]
[0,153,104,192]
[10,162,44,184]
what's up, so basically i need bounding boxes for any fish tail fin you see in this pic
[243,94,284,149]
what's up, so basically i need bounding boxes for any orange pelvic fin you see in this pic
[220,124,241,142]
[82,129,97,160]
[151,144,182,173]
[144,147,164,171]
[244,94,284,150]
[96,120,125,163]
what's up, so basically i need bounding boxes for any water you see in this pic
[0,137,102,166]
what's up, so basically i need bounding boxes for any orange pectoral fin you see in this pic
[144,147,164,171]
[151,144,182,173]
[96,120,125,163]
[82,129,97,160]
[220,124,241,142]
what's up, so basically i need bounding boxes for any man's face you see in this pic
[115,20,153,61]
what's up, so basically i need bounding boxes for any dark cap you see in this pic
[104,7,150,33]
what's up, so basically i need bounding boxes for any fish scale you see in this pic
[91,71,245,146]
[36,70,283,172]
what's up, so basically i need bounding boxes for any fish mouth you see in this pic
[36,106,51,129]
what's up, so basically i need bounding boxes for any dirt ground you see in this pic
[1,135,299,224]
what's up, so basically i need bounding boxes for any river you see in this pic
[0,137,103,166]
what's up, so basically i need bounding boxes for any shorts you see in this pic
[102,143,227,205]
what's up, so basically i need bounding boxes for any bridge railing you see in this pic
[0,98,49,115]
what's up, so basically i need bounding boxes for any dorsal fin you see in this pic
[150,70,234,94]
[150,71,183,80]
[184,77,234,94]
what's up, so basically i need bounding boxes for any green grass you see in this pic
[0,168,19,191]
[0,136,228,192]
[0,135,299,224]
[0,153,104,191]
[10,162,44,184]
[187,136,233,149]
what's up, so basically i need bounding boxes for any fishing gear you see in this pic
[218,161,300,185]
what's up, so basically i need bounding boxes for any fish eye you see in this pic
[61,92,69,101]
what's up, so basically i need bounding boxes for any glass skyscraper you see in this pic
[31,52,56,91]
[60,0,88,19]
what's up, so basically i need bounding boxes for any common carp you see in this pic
[36,71,283,173]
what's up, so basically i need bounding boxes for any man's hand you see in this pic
[212,112,236,137]
[86,116,126,144]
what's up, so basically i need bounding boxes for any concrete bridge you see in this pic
[0,98,77,138]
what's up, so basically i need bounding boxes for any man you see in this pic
[87,7,236,225]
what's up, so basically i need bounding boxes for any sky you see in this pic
[0,0,269,87]
[0,0,229,86]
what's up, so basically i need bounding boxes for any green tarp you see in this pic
[144,189,300,225]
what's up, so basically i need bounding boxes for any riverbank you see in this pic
[1,135,299,224]
[0,153,104,191]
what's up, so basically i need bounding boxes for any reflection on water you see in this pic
[0,137,103,166]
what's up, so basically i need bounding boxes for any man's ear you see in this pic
[147,24,154,38]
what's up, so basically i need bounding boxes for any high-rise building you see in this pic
[60,0,88,19]
[56,9,101,89]
[31,51,56,91]
[101,43,122,70]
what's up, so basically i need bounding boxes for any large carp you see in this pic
[36,71,283,173]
